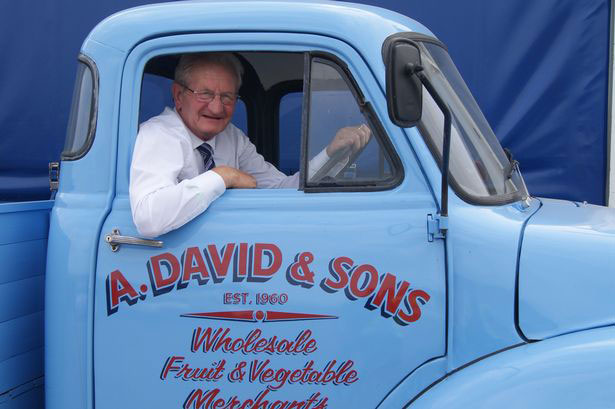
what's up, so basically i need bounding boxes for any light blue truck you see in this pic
[2,1,614,408]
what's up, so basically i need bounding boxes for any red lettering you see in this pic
[262,368,275,382]
[248,359,357,390]
[251,243,282,280]
[230,337,245,352]
[349,264,378,298]
[255,338,268,351]
[321,361,336,383]
[307,370,319,382]
[180,247,210,288]
[334,360,358,385]
[192,327,318,355]
[305,394,319,409]
[294,330,317,354]
[249,359,269,381]
[235,243,249,279]
[106,269,139,315]
[148,252,180,295]
[396,289,430,324]
[312,396,328,409]
[369,273,410,316]
[243,329,263,351]
[191,327,230,352]
[207,243,235,281]
[287,252,315,287]
[212,398,225,409]
[322,256,353,291]
[176,360,226,381]
[160,355,184,379]
[254,389,272,409]
[183,388,218,409]
[290,368,303,383]
[185,388,327,409]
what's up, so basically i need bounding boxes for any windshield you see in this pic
[417,41,528,204]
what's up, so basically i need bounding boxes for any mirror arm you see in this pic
[407,64,451,222]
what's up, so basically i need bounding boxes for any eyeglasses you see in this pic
[179,83,238,106]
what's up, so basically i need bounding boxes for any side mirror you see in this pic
[385,39,422,127]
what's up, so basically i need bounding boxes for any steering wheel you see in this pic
[309,141,370,184]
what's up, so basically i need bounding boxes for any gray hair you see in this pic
[174,52,244,91]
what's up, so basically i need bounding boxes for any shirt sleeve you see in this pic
[307,148,348,180]
[235,130,298,188]
[234,128,344,189]
[129,123,226,238]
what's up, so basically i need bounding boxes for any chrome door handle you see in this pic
[104,228,163,252]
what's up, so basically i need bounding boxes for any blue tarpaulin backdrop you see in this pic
[0,0,610,204]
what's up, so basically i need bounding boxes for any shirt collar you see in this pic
[170,107,217,151]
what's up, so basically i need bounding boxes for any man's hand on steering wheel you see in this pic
[326,124,371,158]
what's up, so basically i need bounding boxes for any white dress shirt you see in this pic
[130,107,337,237]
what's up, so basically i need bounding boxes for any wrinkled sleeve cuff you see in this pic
[308,148,348,180]
[194,170,226,200]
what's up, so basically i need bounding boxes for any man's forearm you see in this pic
[130,171,225,237]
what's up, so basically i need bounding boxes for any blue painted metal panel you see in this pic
[84,1,431,54]
[95,192,445,408]
[0,240,47,285]
[45,32,125,409]
[445,196,540,369]
[46,202,105,409]
[0,277,45,326]
[0,201,53,215]
[0,201,52,245]
[399,120,541,369]
[0,312,44,364]
[377,357,447,408]
[410,326,615,409]
[519,198,615,340]
[0,203,49,398]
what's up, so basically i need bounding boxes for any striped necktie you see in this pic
[196,143,215,171]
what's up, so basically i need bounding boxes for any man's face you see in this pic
[173,62,238,141]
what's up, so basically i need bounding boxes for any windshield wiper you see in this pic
[503,148,519,180]
[503,148,531,206]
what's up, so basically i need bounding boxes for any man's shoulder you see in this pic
[139,108,188,141]
[220,123,250,143]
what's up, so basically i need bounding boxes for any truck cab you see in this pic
[36,1,615,408]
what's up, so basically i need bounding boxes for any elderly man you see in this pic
[130,52,370,237]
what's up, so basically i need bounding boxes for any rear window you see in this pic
[62,56,98,160]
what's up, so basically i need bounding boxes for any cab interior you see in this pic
[140,51,400,190]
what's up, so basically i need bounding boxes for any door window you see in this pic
[304,57,401,190]
[136,52,401,192]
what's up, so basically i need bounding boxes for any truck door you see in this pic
[93,33,445,408]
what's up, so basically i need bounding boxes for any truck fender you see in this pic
[408,326,615,408]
